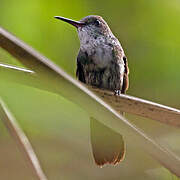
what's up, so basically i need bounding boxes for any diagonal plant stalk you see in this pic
[0,98,48,180]
[0,27,180,177]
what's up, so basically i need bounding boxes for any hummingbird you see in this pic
[55,15,129,166]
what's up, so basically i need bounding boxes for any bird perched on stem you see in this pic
[55,15,129,166]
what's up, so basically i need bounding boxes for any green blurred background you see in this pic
[1,0,180,105]
[0,0,180,179]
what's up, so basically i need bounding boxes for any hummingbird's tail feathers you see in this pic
[90,117,125,167]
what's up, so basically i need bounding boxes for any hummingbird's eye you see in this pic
[94,20,101,26]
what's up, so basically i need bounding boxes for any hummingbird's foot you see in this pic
[114,90,121,96]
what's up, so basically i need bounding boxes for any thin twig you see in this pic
[0,63,34,73]
[0,98,48,180]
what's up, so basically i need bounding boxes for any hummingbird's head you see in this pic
[78,15,112,36]
[54,15,113,45]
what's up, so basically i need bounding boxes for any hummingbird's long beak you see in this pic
[54,16,85,28]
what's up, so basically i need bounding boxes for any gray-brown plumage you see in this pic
[55,15,129,166]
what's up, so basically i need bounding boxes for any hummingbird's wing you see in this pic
[112,44,129,94]
[121,56,129,94]
[76,50,86,83]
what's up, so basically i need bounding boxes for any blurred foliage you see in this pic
[0,0,180,179]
